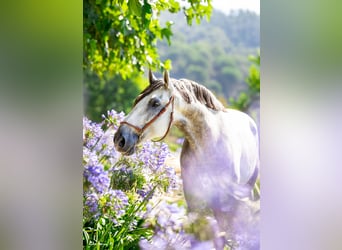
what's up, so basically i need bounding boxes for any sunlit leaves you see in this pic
[84,0,212,79]
[163,59,172,70]
[229,92,250,111]
[246,53,260,94]
[142,0,152,28]
[229,52,260,112]
[128,0,142,16]
[161,21,173,45]
[184,0,212,25]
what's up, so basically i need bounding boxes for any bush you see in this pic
[83,110,182,249]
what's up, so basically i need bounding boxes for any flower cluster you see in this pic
[83,109,181,248]
[84,164,110,193]
[140,200,194,250]
[140,200,220,250]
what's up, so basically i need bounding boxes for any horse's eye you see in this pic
[149,98,161,108]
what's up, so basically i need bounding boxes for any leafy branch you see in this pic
[84,0,212,79]
[229,51,260,112]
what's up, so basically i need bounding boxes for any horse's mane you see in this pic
[134,78,225,111]
[173,79,225,111]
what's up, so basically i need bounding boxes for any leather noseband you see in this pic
[120,96,174,142]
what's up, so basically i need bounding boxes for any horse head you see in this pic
[114,70,174,155]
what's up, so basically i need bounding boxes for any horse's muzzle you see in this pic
[113,125,139,155]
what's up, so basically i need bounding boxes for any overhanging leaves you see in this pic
[84,0,213,79]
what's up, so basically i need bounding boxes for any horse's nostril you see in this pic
[118,136,125,148]
[114,127,138,155]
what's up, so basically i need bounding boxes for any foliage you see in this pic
[84,71,146,122]
[83,110,180,249]
[83,0,213,79]
[229,52,260,112]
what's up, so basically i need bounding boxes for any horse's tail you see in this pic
[247,164,259,187]
[231,164,260,201]
[247,164,260,200]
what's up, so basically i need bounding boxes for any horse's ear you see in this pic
[163,70,170,88]
[148,69,157,85]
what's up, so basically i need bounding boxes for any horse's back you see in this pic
[220,109,259,186]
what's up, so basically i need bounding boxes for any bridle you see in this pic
[120,96,174,142]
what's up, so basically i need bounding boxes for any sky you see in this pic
[211,0,260,14]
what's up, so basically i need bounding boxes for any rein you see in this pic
[120,96,174,142]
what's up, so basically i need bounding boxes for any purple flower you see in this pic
[84,192,99,214]
[83,147,99,165]
[83,117,104,149]
[102,110,125,130]
[139,236,167,250]
[96,128,119,160]
[106,189,129,217]
[84,164,110,193]
[136,182,155,201]
[139,230,194,250]
[145,200,187,233]
[136,141,169,172]
[164,166,178,191]
[137,189,147,198]
[109,189,129,205]
[156,143,169,170]
[190,240,214,250]
[137,141,156,169]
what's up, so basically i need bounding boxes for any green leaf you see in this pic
[168,0,181,12]
[128,0,142,16]
[142,0,152,27]
[163,59,172,70]
[161,27,173,45]
[83,229,90,244]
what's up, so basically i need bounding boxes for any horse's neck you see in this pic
[173,103,220,152]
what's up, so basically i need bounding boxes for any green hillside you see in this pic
[158,9,259,100]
